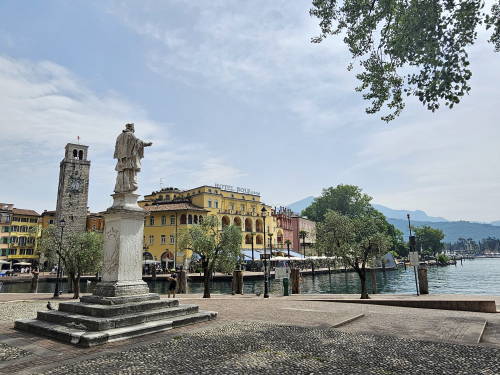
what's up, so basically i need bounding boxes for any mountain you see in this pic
[388,218,500,243]
[286,196,500,242]
[372,204,448,222]
[287,196,315,215]
[287,197,447,222]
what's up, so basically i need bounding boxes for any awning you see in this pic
[143,260,160,265]
[0,260,10,264]
[13,262,32,266]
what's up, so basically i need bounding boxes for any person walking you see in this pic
[167,273,177,298]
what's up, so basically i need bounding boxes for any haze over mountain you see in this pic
[286,197,500,242]
[287,197,447,222]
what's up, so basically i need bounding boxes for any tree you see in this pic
[302,185,373,222]
[310,0,500,121]
[317,210,391,298]
[38,226,103,298]
[414,225,444,256]
[179,216,242,298]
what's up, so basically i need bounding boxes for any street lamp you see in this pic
[261,207,269,298]
[268,233,273,257]
[251,232,255,261]
[53,218,65,298]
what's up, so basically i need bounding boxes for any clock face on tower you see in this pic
[68,176,83,193]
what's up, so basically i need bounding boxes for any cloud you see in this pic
[191,157,246,185]
[0,55,242,212]
[105,0,361,134]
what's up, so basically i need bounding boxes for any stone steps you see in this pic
[58,298,179,317]
[37,304,200,331]
[15,310,217,347]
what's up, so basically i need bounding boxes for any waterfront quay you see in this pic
[0,293,499,374]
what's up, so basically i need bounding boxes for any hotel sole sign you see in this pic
[214,183,260,196]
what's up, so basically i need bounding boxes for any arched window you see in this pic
[180,214,187,224]
[277,231,283,245]
[199,216,203,223]
[234,217,242,227]
[255,219,263,232]
[78,150,83,160]
[194,215,198,224]
[73,149,78,158]
[143,252,153,260]
[222,216,230,228]
[188,214,193,224]
[256,234,263,245]
[244,218,253,232]
[245,234,253,245]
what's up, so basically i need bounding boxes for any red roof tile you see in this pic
[12,208,39,216]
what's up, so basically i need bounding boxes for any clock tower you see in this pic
[55,143,90,236]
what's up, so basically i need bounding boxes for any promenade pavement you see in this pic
[0,293,499,374]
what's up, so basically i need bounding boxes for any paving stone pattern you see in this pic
[42,321,500,375]
[0,343,31,362]
[0,301,59,322]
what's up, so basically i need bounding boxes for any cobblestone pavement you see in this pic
[1,296,500,374]
[0,342,31,362]
[0,301,59,321]
[42,321,500,375]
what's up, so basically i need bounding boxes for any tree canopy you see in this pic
[302,185,373,221]
[179,216,242,298]
[414,225,445,255]
[316,209,391,298]
[38,226,103,298]
[310,0,500,121]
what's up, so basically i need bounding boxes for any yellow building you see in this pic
[139,185,280,268]
[5,208,41,265]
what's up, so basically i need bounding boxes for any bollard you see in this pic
[176,270,187,294]
[232,270,243,294]
[417,266,429,294]
[290,268,300,294]
[283,278,289,296]
[371,269,377,294]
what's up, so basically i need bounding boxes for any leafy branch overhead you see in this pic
[310,0,500,121]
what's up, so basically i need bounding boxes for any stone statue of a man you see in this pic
[113,123,152,193]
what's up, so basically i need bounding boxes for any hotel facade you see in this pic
[139,185,283,268]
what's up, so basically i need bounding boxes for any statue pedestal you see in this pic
[14,132,217,347]
[82,193,151,302]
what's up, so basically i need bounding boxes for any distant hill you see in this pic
[286,196,500,242]
[372,204,448,222]
[388,218,500,243]
[287,196,315,215]
[287,197,448,222]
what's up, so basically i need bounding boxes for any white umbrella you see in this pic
[14,262,32,266]
[0,260,10,264]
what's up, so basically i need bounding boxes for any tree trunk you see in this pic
[202,259,210,298]
[73,275,80,299]
[358,269,369,299]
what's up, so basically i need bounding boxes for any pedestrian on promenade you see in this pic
[166,273,177,298]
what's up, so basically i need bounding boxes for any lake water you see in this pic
[1,258,499,295]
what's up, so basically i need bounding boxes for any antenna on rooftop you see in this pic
[160,178,164,189]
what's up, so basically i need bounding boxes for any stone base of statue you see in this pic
[15,193,216,347]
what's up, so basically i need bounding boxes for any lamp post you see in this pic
[53,218,65,298]
[299,231,307,258]
[261,207,269,298]
[268,233,273,257]
[251,232,255,261]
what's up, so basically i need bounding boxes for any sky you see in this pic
[0,0,499,222]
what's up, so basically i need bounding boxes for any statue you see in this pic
[113,123,152,193]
